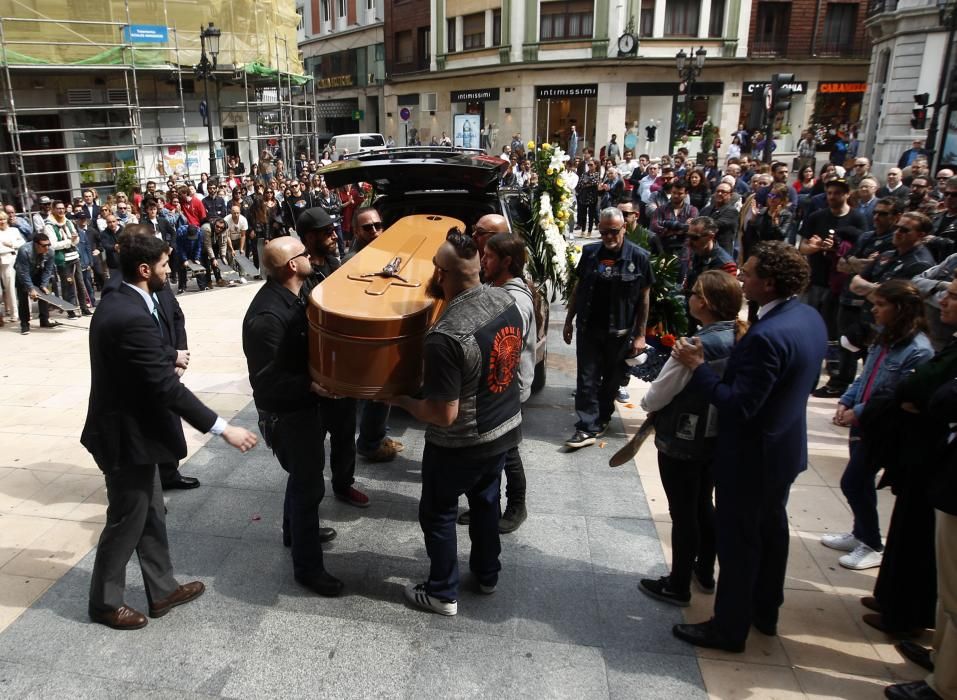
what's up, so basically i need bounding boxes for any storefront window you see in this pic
[535,85,598,154]
[811,82,866,150]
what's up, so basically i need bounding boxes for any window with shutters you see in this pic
[462,13,485,49]
[492,9,502,46]
[822,3,857,54]
[447,18,456,52]
[708,0,725,37]
[639,0,655,37]
[395,30,413,64]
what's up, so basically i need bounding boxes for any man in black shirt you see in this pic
[700,182,739,255]
[298,208,369,509]
[798,178,868,339]
[242,236,342,598]
[281,180,314,234]
[850,211,936,296]
[390,229,523,616]
[927,176,957,262]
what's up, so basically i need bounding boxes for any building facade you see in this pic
[300,0,387,141]
[363,0,869,161]
[859,0,957,174]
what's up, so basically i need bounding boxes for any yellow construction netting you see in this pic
[0,0,303,75]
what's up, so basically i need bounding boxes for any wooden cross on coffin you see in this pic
[347,235,425,296]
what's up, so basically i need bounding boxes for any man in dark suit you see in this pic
[82,234,257,630]
[672,241,826,652]
[80,188,101,224]
[102,224,201,491]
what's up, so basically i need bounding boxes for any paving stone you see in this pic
[603,648,707,700]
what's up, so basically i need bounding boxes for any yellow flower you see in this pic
[546,168,554,176]
[542,143,552,151]
[527,140,536,151]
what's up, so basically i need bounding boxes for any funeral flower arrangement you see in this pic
[520,141,574,301]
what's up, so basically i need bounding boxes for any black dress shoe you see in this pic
[752,616,778,636]
[295,571,344,597]
[884,681,942,700]
[862,613,923,638]
[673,620,745,653]
[161,475,201,490]
[861,595,881,613]
[282,527,337,547]
[896,640,934,672]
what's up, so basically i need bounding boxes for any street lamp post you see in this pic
[197,22,222,178]
[673,46,706,151]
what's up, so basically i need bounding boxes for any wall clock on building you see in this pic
[617,32,636,57]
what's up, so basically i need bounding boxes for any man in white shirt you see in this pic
[225,205,248,260]
[564,161,579,238]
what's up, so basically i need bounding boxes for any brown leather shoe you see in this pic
[149,581,205,618]
[89,605,148,630]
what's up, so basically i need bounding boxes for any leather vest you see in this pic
[426,285,523,449]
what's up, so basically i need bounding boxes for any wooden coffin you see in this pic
[306,213,463,399]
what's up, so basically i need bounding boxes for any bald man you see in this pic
[472,214,508,260]
[390,228,523,616]
[242,237,342,598]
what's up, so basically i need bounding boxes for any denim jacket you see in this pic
[840,332,934,418]
[573,238,654,336]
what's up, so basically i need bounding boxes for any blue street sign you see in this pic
[123,25,169,44]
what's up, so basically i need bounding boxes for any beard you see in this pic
[147,270,166,293]
[425,272,444,300]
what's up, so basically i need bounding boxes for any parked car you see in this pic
[318,147,549,392]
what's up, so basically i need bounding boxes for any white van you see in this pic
[327,133,386,155]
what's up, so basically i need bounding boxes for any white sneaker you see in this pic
[839,543,883,570]
[404,582,457,616]
[820,532,859,552]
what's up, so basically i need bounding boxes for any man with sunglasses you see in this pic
[13,231,56,334]
[850,212,936,302]
[298,208,370,509]
[243,235,344,597]
[927,176,957,262]
[931,168,955,203]
[563,207,653,449]
[343,207,406,464]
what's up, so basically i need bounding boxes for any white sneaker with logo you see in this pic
[820,532,859,552]
[839,543,883,570]
[404,583,457,616]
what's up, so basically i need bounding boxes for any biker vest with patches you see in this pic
[426,285,523,449]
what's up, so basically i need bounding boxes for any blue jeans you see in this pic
[356,400,390,453]
[419,443,505,601]
[840,427,883,551]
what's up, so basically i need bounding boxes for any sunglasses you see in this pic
[361,221,384,232]
[597,227,620,236]
[686,234,708,241]
[283,250,309,266]
[895,226,914,233]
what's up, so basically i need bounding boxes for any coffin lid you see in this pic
[317,148,509,195]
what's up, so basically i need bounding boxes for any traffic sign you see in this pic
[352,110,364,121]
[399,107,412,122]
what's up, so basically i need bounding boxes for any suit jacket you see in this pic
[688,298,827,488]
[102,274,187,352]
[81,284,214,471]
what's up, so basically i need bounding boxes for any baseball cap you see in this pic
[295,207,335,237]
[826,178,850,192]
[38,196,51,205]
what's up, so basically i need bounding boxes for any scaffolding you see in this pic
[0,1,315,212]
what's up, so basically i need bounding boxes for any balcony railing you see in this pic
[750,36,871,58]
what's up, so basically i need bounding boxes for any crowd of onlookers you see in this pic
[557,133,955,699]
[0,148,370,333]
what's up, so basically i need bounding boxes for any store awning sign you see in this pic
[743,81,807,95]
[819,82,867,94]
[123,25,169,44]
[451,88,500,102]
[536,84,598,99]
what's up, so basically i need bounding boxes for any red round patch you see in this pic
[487,325,522,393]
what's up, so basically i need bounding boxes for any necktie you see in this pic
[150,293,161,326]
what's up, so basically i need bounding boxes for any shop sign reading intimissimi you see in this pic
[450,88,500,102]
[536,84,598,99]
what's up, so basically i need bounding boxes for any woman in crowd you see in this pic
[825,281,933,571]
[742,182,794,263]
[810,163,837,197]
[726,135,742,163]
[687,169,711,211]
[0,210,25,326]
[794,165,816,194]
[576,160,601,235]
[197,172,210,196]
[638,270,748,606]
[862,282,957,638]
